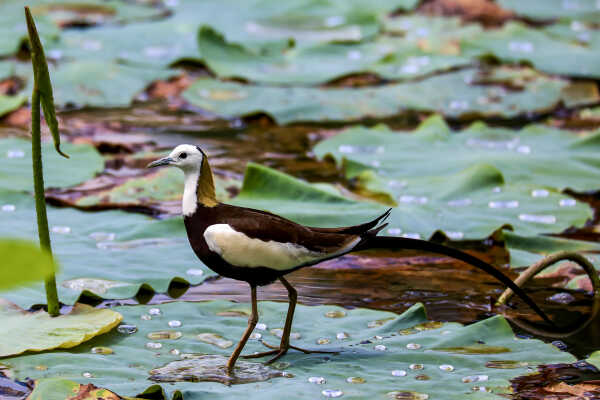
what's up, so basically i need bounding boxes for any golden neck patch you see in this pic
[196,155,217,207]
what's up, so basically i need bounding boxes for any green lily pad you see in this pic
[0,299,122,357]
[45,61,176,108]
[463,21,600,79]
[314,115,600,193]
[0,239,56,291]
[0,138,103,191]
[183,68,566,124]
[2,301,575,399]
[311,116,593,238]
[197,26,472,85]
[169,0,417,51]
[50,19,199,68]
[0,6,58,57]
[0,190,214,308]
[496,0,600,22]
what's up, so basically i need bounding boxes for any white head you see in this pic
[147,144,204,172]
[147,144,214,215]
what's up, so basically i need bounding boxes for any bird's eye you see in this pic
[179,152,187,159]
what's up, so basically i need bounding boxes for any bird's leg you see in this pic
[226,284,258,375]
[243,277,336,363]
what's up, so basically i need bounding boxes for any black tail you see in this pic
[355,235,554,326]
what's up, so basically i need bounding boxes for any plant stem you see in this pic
[31,73,59,317]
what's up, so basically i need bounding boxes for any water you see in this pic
[149,354,286,384]
[518,214,556,224]
[322,389,344,398]
[117,324,137,334]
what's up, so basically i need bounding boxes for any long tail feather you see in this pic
[356,235,554,326]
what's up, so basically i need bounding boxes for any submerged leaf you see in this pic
[0,299,122,357]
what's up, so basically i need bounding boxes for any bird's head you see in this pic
[147,144,204,172]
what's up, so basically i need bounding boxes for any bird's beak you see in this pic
[147,157,174,168]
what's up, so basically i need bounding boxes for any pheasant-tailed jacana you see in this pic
[148,144,551,374]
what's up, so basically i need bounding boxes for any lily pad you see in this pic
[50,19,199,68]
[45,61,177,108]
[0,239,55,291]
[2,301,575,399]
[463,22,600,79]
[183,68,566,124]
[197,26,472,85]
[0,6,58,56]
[0,190,214,308]
[314,115,600,193]
[0,138,104,191]
[496,0,600,22]
[0,299,122,357]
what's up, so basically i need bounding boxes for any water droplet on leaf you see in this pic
[91,347,113,355]
[147,331,182,340]
[197,333,233,349]
[52,226,71,234]
[409,364,424,370]
[168,320,182,328]
[141,314,152,321]
[374,344,387,351]
[146,342,162,350]
[531,189,549,198]
[324,310,346,318]
[406,343,421,350]
[336,332,349,340]
[317,338,331,345]
[559,198,577,207]
[1,204,15,212]
[308,376,326,384]
[148,308,162,316]
[346,376,365,384]
[82,372,93,378]
[392,370,407,377]
[439,364,454,372]
[462,375,488,383]
[186,268,204,276]
[518,214,556,224]
[117,324,137,334]
[7,150,25,158]
[322,389,344,398]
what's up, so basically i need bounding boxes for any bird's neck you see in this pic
[182,157,217,216]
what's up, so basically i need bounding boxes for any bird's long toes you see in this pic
[264,349,288,364]
[241,349,279,359]
[289,344,339,354]
[259,340,279,350]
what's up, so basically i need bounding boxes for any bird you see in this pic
[147,144,552,374]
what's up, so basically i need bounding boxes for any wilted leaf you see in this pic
[0,239,55,291]
[27,378,120,400]
[3,301,575,399]
[0,299,122,357]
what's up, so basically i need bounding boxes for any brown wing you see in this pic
[219,204,360,254]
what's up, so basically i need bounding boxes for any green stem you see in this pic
[31,88,60,317]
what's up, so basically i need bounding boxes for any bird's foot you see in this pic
[242,341,337,364]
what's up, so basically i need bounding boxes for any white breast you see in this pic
[203,224,341,271]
